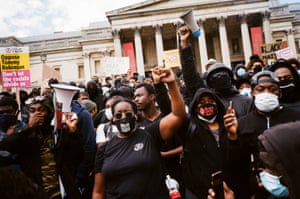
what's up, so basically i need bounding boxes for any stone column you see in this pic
[112,29,122,57]
[287,29,297,57]
[134,27,145,76]
[173,22,183,49]
[154,24,164,66]
[83,52,91,83]
[218,16,231,67]
[198,19,208,73]
[240,14,252,62]
[263,11,272,43]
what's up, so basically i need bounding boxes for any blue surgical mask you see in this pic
[236,68,246,77]
[0,114,17,133]
[259,171,289,197]
[239,88,251,97]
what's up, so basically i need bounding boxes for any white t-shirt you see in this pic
[96,123,119,143]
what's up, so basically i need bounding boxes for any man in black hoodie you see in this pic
[269,59,300,111]
[224,70,300,199]
[179,25,252,118]
[258,121,300,199]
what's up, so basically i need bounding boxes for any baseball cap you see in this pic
[250,70,279,88]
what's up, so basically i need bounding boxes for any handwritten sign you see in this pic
[0,47,30,88]
[275,47,295,60]
[260,41,288,61]
[163,49,181,68]
[101,57,129,75]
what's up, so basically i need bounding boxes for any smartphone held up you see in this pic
[211,171,225,199]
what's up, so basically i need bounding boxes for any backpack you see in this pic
[103,123,115,141]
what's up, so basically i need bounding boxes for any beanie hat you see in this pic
[0,96,18,110]
[206,63,233,87]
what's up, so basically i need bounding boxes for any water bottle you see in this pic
[165,175,181,199]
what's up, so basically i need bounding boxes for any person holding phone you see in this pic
[178,87,231,199]
[224,71,300,199]
[208,182,235,199]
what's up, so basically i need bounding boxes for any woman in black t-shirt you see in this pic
[92,67,186,199]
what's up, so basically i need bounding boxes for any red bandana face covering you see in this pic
[197,104,217,120]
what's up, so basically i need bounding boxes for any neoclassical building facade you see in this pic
[0,0,300,87]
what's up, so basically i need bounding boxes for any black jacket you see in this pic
[0,124,83,199]
[226,107,300,199]
[180,46,253,118]
[258,121,300,199]
[0,125,81,198]
[180,88,228,198]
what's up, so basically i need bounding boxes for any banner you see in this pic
[163,49,181,68]
[122,42,136,77]
[250,27,264,56]
[0,47,31,88]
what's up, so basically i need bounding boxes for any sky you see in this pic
[0,0,298,38]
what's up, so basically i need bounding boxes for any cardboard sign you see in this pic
[163,49,181,68]
[260,41,288,61]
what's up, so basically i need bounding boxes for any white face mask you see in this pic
[197,114,217,123]
[254,92,279,113]
[105,108,113,120]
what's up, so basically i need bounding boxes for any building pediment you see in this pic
[0,36,23,47]
[106,0,268,21]
[106,0,269,30]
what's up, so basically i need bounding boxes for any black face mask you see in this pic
[209,71,232,92]
[279,80,297,103]
[114,117,136,135]
[88,87,97,95]
[0,114,17,133]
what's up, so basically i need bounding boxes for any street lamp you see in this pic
[41,54,47,64]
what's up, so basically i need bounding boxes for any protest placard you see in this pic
[0,47,30,88]
[275,47,295,60]
[101,57,129,75]
[163,49,181,68]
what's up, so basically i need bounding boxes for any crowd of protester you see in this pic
[1,25,300,199]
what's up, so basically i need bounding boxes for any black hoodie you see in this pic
[258,121,300,199]
[180,88,228,198]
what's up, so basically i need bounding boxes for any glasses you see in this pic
[114,111,133,119]
[25,96,46,105]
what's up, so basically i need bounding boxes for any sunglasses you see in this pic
[114,111,133,120]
